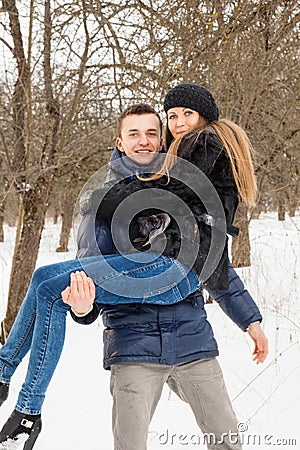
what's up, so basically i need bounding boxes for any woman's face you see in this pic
[167,107,201,139]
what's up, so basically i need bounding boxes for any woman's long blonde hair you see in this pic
[139,118,257,207]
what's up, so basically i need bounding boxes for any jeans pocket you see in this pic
[143,282,183,304]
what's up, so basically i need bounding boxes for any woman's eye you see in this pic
[168,114,176,120]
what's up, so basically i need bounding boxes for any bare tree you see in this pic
[1,0,60,340]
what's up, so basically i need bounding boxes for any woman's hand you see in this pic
[247,322,268,364]
[61,271,96,315]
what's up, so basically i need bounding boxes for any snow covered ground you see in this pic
[0,212,299,450]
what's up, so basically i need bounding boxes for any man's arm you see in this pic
[205,264,268,363]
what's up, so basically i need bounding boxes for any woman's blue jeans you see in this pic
[0,253,199,414]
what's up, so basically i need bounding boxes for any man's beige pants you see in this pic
[110,358,243,450]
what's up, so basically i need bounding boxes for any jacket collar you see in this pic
[108,145,166,179]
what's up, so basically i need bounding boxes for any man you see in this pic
[63,104,268,450]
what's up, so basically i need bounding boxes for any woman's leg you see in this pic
[8,253,198,414]
[15,293,69,414]
[83,253,199,305]
[8,259,93,414]
[0,259,85,385]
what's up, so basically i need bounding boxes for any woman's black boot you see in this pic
[0,383,9,406]
[0,409,42,449]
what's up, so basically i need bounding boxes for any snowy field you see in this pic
[0,212,299,450]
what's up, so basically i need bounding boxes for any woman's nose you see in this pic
[176,115,186,127]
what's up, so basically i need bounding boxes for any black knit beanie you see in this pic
[164,83,219,122]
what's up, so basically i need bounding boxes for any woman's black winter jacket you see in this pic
[90,131,238,290]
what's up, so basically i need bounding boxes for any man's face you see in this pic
[116,113,163,165]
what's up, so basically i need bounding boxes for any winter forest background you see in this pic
[0,1,299,449]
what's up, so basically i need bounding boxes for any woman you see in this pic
[85,82,256,291]
[0,85,261,448]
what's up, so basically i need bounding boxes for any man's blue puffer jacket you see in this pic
[72,147,263,370]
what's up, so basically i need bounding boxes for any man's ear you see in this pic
[116,137,125,152]
[159,138,163,152]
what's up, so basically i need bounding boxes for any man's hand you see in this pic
[61,271,96,315]
[247,322,268,364]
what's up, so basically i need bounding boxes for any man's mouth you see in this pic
[135,150,152,153]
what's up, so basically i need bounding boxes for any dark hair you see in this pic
[117,104,162,137]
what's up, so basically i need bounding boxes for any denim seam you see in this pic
[91,256,172,283]
[18,295,61,414]
[173,259,194,294]
[142,282,182,303]
[0,310,36,377]
[122,258,169,276]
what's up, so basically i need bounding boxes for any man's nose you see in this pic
[139,134,149,145]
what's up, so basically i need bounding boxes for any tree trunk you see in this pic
[231,203,251,268]
[56,196,74,252]
[288,208,295,218]
[278,201,285,221]
[0,157,6,242]
[53,211,59,225]
[0,198,5,242]
[1,0,60,341]
[251,206,260,220]
[251,200,267,220]
[3,182,52,336]
[0,216,4,242]
[1,0,30,342]
[2,101,60,341]
[287,197,297,217]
